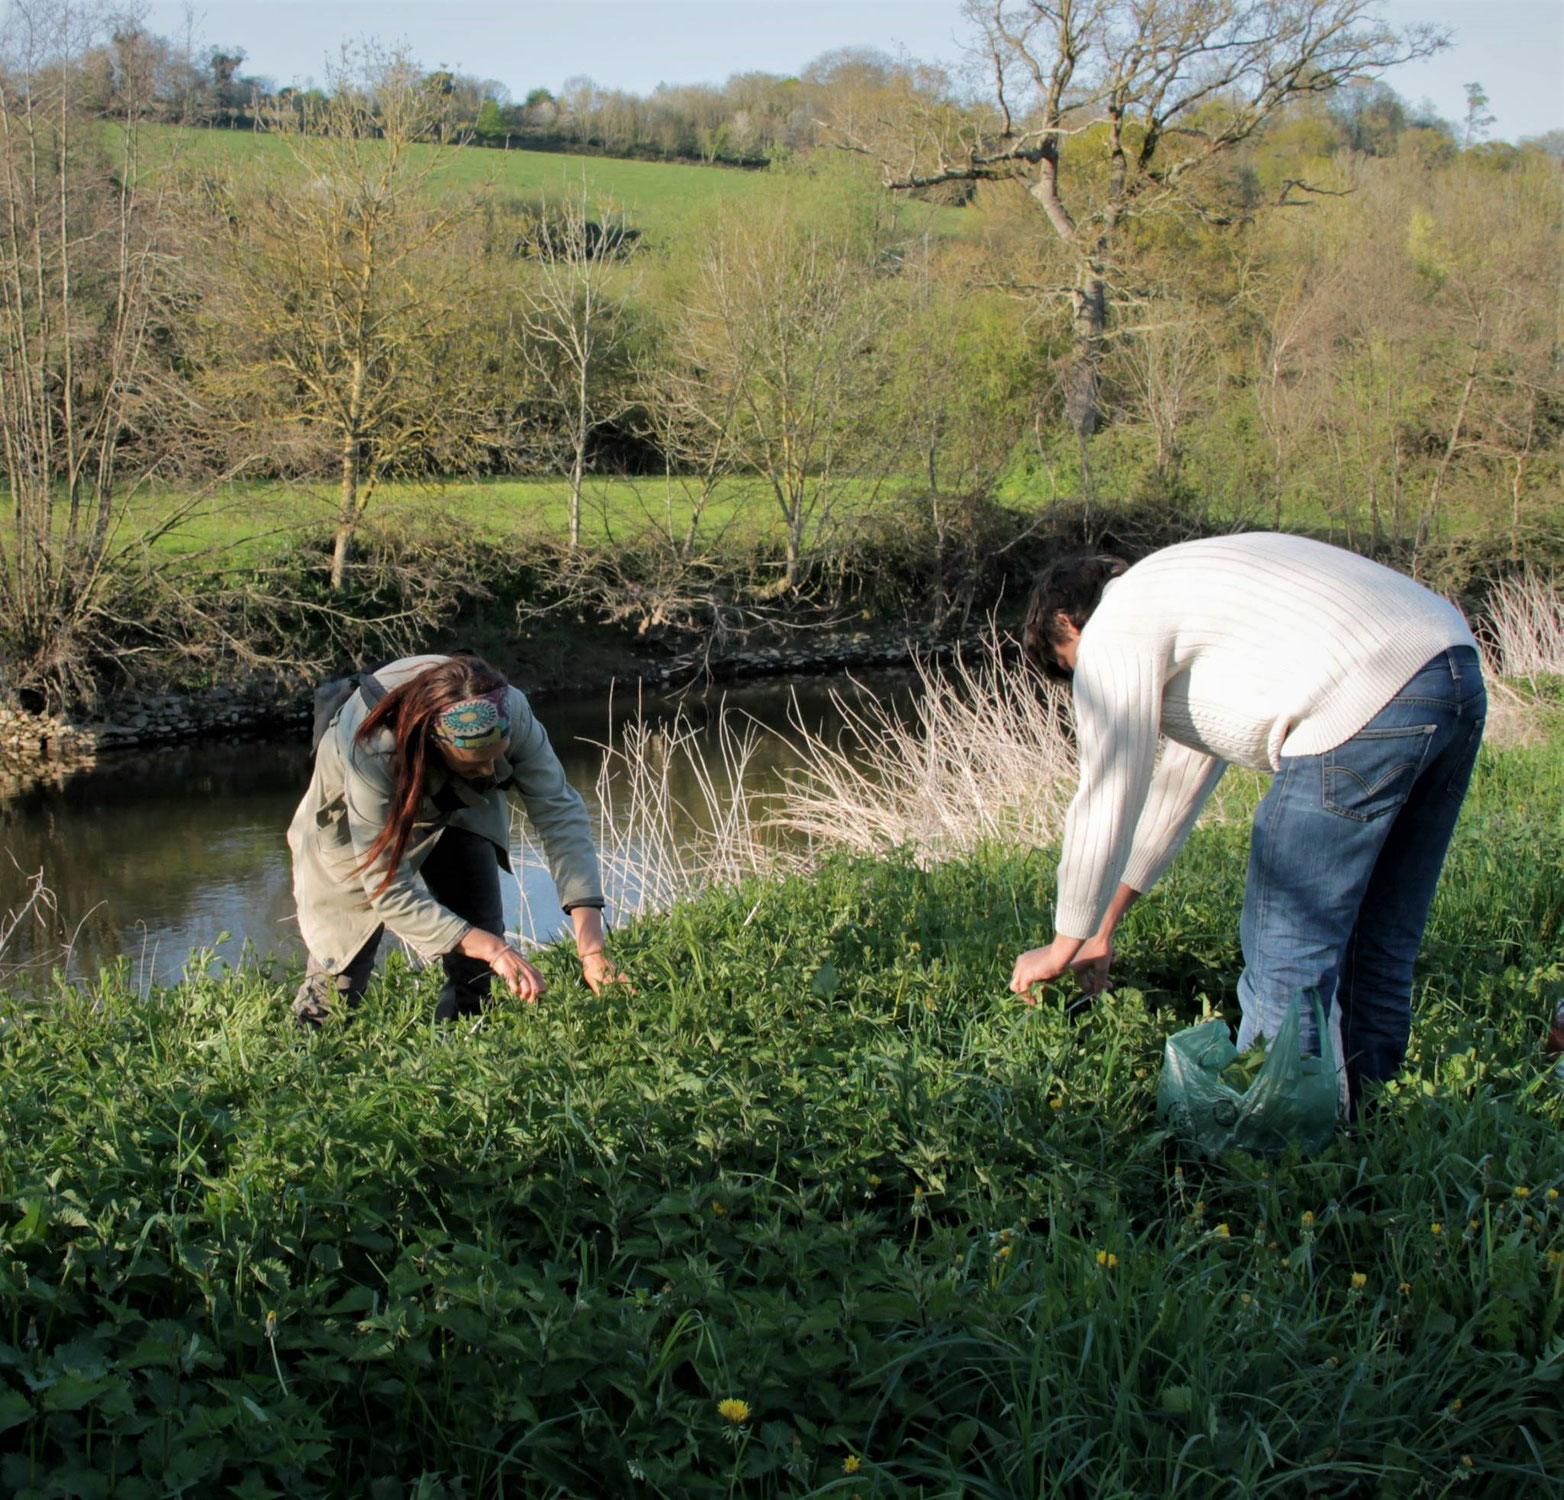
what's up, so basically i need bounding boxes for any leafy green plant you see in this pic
[1,732,1561,1496]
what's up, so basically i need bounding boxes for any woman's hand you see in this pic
[458,927,547,1002]
[571,907,631,996]
[1010,936,1083,999]
[579,950,631,996]
[489,945,547,1002]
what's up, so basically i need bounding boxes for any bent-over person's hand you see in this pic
[458,927,547,1002]
[489,944,546,1002]
[579,950,632,996]
[1070,932,1114,998]
[1010,936,1084,1000]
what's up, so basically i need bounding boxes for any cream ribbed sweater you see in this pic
[1054,533,1476,939]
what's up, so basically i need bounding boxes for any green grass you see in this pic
[137,124,963,249]
[1,732,1562,1496]
[117,472,916,564]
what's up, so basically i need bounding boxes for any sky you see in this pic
[142,0,1564,144]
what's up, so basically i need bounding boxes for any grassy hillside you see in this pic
[2,724,1560,1496]
[140,124,961,247]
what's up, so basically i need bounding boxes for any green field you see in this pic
[2,716,1561,1495]
[139,124,961,249]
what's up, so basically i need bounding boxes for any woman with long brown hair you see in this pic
[287,653,621,1024]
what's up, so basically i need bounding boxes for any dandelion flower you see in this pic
[717,1398,751,1425]
[1214,1223,1231,1239]
[1301,1211,1315,1228]
[1049,1098,1064,1110]
[1431,1222,1443,1236]
[264,1310,277,1339]
[1399,1281,1412,1295]
[1350,1272,1367,1290]
[1096,1250,1118,1268]
[996,1244,1013,1259]
[1547,1188,1559,1202]
[711,1201,727,1218]
[843,1455,862,1475]
[1514,1185,1531,1199]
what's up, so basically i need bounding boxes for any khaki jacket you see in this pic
[287,655,603,972]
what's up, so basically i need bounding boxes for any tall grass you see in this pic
[1484,568,1564,683]
[526,641,1080,933]
[772,641,1076,862]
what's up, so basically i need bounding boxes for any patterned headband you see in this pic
[432,687,510,750]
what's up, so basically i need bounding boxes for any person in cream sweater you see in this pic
[1010,532,1485,1113]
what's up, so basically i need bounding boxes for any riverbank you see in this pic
[2,723,1561,1496]
[0,618,984,795]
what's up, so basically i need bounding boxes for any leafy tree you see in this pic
[831,0,1444,469]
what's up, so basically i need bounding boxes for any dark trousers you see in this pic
[293,826,505,1025]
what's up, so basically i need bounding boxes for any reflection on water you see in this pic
[0,672,911,987]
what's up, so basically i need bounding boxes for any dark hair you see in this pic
[1022,553,1130,680]
[353,655,508,897]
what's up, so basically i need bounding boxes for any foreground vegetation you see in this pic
[2,714,1561,1496]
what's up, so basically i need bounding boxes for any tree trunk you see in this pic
[331,433,359,591]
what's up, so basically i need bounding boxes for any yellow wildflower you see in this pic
[1449,1399,1463,1413]
[263,1310,277,1339]
[1431,1222,1444,1236]
[1049,1097,1064,1110]
[1301,1211,1315,1228]
[711,1201,727,1218]
[717,1398,751,1425]
[1399,1281,1411,1295]
[1350,1272,1367,1290]
[1546,1188,1559,1202]
[843,1455,862,1475]
[996,1245,1013,1259]
[1214,1223,1231,1239]
[1514,1185,1531,1199]
[1462,1455,1474,1469]
[1096,1250,1117,1268]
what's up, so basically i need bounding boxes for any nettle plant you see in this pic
[2,735,1563,1495]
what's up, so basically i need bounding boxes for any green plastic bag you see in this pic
[1156,989,1340,1156]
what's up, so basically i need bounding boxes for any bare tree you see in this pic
[0,0,189,710]
[1107,297,1215,478]
[512,187,639,549]
[831,0,1443,463]
[649,198,892,593]
[190,47,488,589]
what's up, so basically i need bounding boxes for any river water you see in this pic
[0,672,910,988]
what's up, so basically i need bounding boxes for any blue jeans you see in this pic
[1236,646,1485,1100]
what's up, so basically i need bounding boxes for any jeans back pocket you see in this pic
[1323,724,1437,822]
